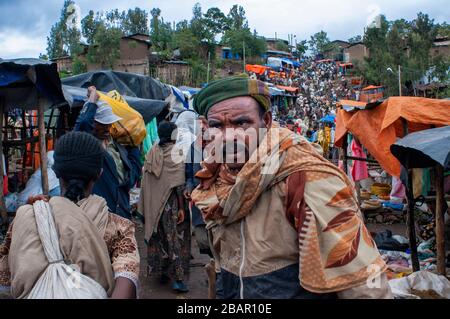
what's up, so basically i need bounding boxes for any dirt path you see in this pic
[134,219,210,299]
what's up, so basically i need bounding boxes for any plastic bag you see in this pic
[26,200,107,299]
[389,271,450,299]
[98,90,146,147]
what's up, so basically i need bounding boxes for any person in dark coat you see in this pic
[74,86,142,219]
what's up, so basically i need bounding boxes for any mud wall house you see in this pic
[79,33,151,75]
[323,40,350,61]
[150,61,191,87]
[51,56,73,73]
[343,42,369,65]
[430,36,450,58]
[265,38,289,51]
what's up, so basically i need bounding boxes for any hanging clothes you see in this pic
[143,118,159,155]
[351,138,369,182]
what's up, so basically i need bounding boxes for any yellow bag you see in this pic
[97,90,146,146]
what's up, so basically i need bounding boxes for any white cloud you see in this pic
[0,29,47,59]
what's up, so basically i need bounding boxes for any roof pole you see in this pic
[435,165,446,276]
[38,100,49,195]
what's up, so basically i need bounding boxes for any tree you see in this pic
[72,56,87,75]
[81,10,100,44]
[227,5,248,30]
[172,28,200,59]
[222,27,266,58]
[348,35,362,44]
[87,23,122,68]
[203,7,228,36]
[295,40,308,58]
[46,0,81,58]
[122,8,149,35]
[47,23,65,59]
[308,31,332,56]
[150,8,173,51]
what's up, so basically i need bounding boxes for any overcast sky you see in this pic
[0,0,449,59]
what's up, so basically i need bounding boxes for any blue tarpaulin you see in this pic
[0,58,66,111]
[319,114,336,123]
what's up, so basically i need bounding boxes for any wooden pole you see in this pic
[435,165,446,276]
[402,118,420,271]
[0,104,8,227]
[342,133,348,175]
[407,169,420,271]
[38,103,49,195]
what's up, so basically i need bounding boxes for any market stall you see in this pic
[0,58,66,230]
[391,126,450,276]
[335,97,450,273]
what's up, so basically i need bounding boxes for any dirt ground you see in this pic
[134,219,210,299]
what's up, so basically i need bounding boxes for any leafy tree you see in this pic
[295,40,308,57]
[81,10,101,44]
[46,0,81,58]
[348,35,362,43]
[222,27,266,58]
[72,56,87,75]
[172,28,200,59]
[87,23,122,68]
[203,7,229,36]
[436,22,450,37]
[122,8,149,35]
[308,31,332,56]
[150,8,173,51]
[227,5,248,30]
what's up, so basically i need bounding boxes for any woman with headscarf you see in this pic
[0,131,139,299]
[138,121,190,293]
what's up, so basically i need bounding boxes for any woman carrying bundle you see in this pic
[0,131,140,299]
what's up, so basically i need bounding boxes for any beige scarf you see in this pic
[9,195,115,298]
[138,143,185,241]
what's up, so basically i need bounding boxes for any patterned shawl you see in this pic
[191,127,386,293]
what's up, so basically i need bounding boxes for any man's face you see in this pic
[206,96,271,170]
[93,122,112,140]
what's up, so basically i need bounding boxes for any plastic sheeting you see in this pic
[335,97,450,176]
[62,85,168,124]
[61,70,171,100]
[0,58,66,111]
[390,126,450,170]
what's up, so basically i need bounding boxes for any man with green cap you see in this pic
[191,76,391,299]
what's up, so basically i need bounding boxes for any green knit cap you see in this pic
[193,75,271,117]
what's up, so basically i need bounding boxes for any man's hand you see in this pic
[177,209,185,225]
[87,86,100,104]
[183,189,191,201]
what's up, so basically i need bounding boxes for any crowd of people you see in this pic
[256,58,358,158]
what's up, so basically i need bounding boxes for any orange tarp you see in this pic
[335,97,450,177]
[245,64,270,75]
[338,100,367,108]
[362,85,383,91]
[276,85,299,93]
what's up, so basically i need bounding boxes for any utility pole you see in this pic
[243,40,246,72]
[398,65,402,96]
[206,51,211,83]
